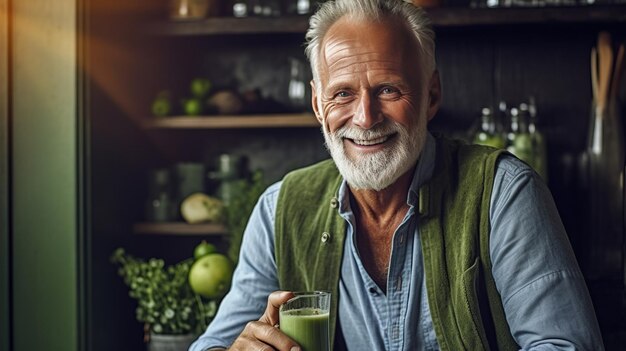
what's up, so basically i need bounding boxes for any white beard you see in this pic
[322,118,427,191]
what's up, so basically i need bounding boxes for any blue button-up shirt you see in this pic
[190,134,604,351]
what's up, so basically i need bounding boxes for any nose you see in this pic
[352,92,383,129]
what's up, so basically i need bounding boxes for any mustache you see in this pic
[332,121,402,140]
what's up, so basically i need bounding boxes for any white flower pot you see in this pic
[148,333,196,351]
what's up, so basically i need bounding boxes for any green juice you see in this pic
[279,308,330,351]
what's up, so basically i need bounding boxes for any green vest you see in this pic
[275,137,519,350]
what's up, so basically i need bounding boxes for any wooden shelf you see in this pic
[134,222,229,236]
[149,16,309,36]
[142,113,319,129]
[148,6,626,36]
[427,6,626,27]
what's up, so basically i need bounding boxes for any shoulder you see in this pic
[436,136,506,172]
[260,181,283,208]
[258,158,335,210]
[283,159,337,181]
[494,153,535,180]
[263,180,283,199]
[491,153,541,209]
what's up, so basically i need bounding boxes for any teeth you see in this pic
[352,135,389,146]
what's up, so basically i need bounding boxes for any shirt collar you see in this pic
[407,132,435,207]
[336,132,436,213]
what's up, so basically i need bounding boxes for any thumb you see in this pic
[259,290,295,327]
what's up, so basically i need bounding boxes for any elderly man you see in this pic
[189,0,603,350]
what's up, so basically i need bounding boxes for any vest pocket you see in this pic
[457,257,490,350]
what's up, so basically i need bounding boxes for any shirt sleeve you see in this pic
[188,182,282,351]
[489,155,605,351]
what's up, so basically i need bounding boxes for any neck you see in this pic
[349,165,416,223]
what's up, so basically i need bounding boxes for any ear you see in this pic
[310,80,323,125]
[426,70,442,121]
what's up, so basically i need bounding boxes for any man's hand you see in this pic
[228,291,301,351]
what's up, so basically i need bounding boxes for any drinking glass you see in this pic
[279,291,330,351]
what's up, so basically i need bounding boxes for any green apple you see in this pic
[151,91,172,117]
[193,240,217,260]
[190,78,212,98]
[188,253,234,299]
[180,193,224,224]
[182,98,203,116]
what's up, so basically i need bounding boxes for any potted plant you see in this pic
[111,248,218,351]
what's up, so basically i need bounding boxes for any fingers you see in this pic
[229,291,300,351]
[231,321,300,351]
[259,290,295,327]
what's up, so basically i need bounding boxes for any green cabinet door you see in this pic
[9,0,80,350]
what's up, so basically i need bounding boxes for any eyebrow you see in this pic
[324,79,408,94]
[324,81,353,95]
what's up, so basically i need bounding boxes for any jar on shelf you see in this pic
[173,162,206,206]
[145,169,174,222]
[208,154,248,206]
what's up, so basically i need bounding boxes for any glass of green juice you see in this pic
[279,291,330,351]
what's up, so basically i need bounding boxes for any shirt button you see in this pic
[321,232,331,243]
[368,287,377,294]
[330,197,339,208]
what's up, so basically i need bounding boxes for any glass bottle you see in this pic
[473,107,505,148]
[288,57,307,112]
[583,100,625,281]
[506,107,534,167]
[524,99,548,181]
[497,100,509,136]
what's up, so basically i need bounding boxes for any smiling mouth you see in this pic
[346,133,396,146]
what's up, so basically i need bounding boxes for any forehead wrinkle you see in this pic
[319,17,424,92]
[324,37,356,55]
[327,54,402,73]
[324,37,406,70]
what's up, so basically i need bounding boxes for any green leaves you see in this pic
[110,248,216,335]
[224,170,266,264]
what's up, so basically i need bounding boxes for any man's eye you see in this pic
[335,91,351,98]
[380,87,397,95]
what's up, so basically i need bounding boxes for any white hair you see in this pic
[304,0,436,87]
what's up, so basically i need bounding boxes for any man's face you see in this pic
[313,16,438,191]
